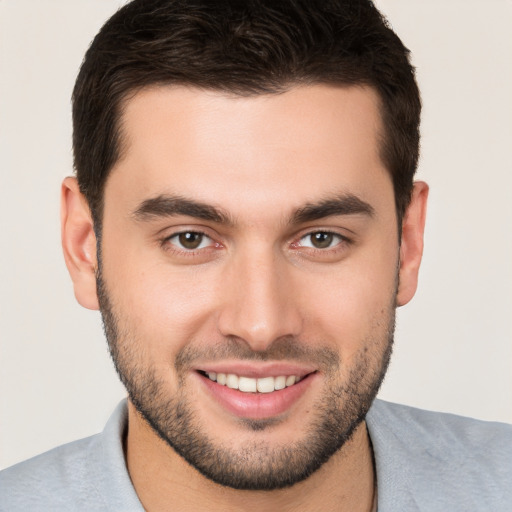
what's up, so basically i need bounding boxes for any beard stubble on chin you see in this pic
[96,264,395,491]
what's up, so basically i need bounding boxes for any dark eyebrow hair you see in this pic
[133,192,374,227]
[291,194,375,224]
[132,195,233,225]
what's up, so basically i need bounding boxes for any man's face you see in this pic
[97,85,400,489]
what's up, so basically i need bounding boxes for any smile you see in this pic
[196,365,317,419]
[202,371,303,393]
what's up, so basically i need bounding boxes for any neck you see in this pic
[126,402,376,512]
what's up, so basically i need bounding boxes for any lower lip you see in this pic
[197,372,316,420]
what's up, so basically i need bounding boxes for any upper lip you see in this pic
[196,361,316,379]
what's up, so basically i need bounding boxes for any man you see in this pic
[1,0,510,510]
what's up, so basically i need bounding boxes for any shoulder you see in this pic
[0,435,104,511]
[367,400,512,511]
[369,399,512,449]
[0,400,140,512]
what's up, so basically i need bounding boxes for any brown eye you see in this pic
[298,231,344,250]
[310,232,334,248]
[174,232,207,250]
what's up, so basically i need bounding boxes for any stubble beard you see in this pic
[96,266,395,491]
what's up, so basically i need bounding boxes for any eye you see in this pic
[298,231,345,249]
[167,231,213,250]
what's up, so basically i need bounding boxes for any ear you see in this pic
[61,177,99,310]
[396,181,429,307]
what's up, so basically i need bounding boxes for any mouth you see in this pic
[195,366,317,419]
[198,370,306,393]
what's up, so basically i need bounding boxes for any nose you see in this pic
[217,249,302,352]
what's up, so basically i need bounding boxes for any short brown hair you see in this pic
[72,0,421,229]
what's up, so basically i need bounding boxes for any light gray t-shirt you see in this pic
[1,399,511,511]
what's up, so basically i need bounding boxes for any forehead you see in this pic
[107,84,392,221]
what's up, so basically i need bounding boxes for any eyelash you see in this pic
[160,230,218,255]
[159,229,352,258]
[294,230,351,252]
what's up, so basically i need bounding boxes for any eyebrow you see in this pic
[291,194,375,224]
[133,195,233,225]
[133,192,374,226]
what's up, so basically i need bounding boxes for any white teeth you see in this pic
[256,376,275,393]
[239,376,257,392]
[274,375,286,390]
[285,375,296,386]
[205,372,304,393]
[226,374,239,389]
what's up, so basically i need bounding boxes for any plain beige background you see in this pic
[1,0,511,469]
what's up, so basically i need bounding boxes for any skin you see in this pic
[61,84,428,511]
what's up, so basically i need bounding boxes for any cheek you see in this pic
[103,248,223,359]
[299,251,398,353]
